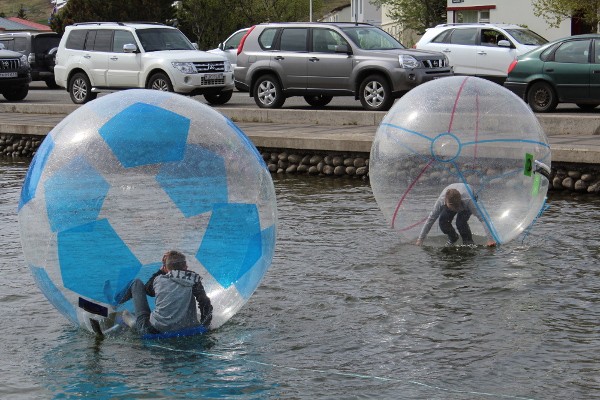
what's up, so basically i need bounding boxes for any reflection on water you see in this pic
[1,161,600,399]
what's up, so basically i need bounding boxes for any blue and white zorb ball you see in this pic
[18,90,277,334]
[370,76,550,246]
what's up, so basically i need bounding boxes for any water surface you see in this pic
[1,160,599,399]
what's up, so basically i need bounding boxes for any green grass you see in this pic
[0,0,53,26]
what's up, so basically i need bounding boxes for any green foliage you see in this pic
[50,0,175,34]
[533,0,599,31]
[370,0,446,34]
[176,0,323,50]
[17,4,27,19]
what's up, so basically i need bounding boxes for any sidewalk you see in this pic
[1,105,600,165]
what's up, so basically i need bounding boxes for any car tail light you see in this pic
[237,26,255,55]
[507,59,518,74]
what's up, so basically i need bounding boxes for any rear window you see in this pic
[32,36,61,53]
[450,28,477,45]
[258,28,277,50]
[65,30,86,50]
[279,28,308,52]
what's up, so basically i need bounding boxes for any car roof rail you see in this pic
[72,21,165,27]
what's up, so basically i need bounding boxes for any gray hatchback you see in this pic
[235,22,453,111]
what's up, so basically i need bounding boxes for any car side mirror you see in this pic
[335,44,351,54]
[497,40,511,48]
[123,43,138,53]
[193,43,199,50]
[218,42,224,50]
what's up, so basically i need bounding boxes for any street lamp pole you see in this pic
[310,0,313,22]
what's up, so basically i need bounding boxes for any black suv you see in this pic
[0,46,31,101]
[0,31,61,88]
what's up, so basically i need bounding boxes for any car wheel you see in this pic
[576,103,599,111]
[2,85,29,101]
[204,90,233,105]
[69,72,97,104]
[254,74,285,108]
[527,81,558,113]
[147,73,173,92]
[304,95,333,107]
[359,74,393,111]
[45,78,59,89]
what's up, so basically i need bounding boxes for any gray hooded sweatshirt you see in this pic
[148,269,212,332]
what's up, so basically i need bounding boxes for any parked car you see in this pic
[415,23,548,84]
[0,44,31,101]
[208,27,250,68]
[0,31,61,88]
[235,22,453,111]
[54,22,234,104]
[504,34,600,113]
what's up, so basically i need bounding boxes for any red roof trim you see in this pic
[6,17,51,31]
[447,5,496,11]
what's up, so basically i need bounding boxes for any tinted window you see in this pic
[595,40,600,64]
[505,29,547,46]
[224,30,247,50]
[113,30,136,52]
[553,40,591,64]
[12,37,27,52]
[280,28,307,52]
[32,36,61,53]
[66,30,86,50]
[258,28,277,50]
[93,30,113,52]
[432,30,452,44]
[450,28,477,45]
[312,29,346,53]
[342,26,404,49]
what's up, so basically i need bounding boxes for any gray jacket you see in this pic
[147,269,212,332]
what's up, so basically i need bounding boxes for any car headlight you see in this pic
[20,54,29,67]
[172,62,197,74]
[224,60,232,72]
[398,55,420,69]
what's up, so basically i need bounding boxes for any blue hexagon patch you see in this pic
[197,203,262,288]
[44,156,110,233]
[99,102,190,168]
[156,144,228,218]
[58,219,142,304]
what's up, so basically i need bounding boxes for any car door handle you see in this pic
[477,51,487,55]
[274,56,284,60]
[594,70,600,74]
[442,49,451,53]
[545,68,554,72]
[110,56,118,61]
[84,54,91,59]
[309,57,319,62]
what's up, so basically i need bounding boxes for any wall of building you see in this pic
[446,0,571,41]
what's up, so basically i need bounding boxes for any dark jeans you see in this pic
[439,206,474,245]
[121,279,160,335]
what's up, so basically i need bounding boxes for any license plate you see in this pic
[0,72,17,78]
[204,73,223,80]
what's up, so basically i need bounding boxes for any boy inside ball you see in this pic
[415,183,496,247]
[116,250,212,334]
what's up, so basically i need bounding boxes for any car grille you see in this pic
[193,61,226,73]
[422,59,447,68]
[0,58,20,71]
[201,76,225,85]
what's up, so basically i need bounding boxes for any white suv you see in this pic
[415,23,547,83]
[54,22,234,104]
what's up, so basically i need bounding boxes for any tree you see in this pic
[177,0,322,50]
[533,0,599,31]
[370,0,446,34]
[50,0,175,34]
[17,4,27,20]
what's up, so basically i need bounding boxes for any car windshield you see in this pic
[136,28,195,52]
[505,29,548,46]
[341,26,405,50]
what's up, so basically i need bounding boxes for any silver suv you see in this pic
[235,22,453,111]
[55,22,234,104]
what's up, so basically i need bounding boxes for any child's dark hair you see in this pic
[164,250,187,271]
[445,188,462,211]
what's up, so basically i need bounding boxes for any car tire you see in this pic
[69,72,97,104]
[304,95,333,107]
[204,90,233,105]
[147,72,173,92]
[359,74,393,111]
[2,85,28,101]
[254,74,285,108]
[576,103,599,111]
[527,81,557,113]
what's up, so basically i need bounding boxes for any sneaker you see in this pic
[445,237,459,246]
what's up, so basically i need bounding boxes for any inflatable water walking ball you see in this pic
[18,90,277,335]
[370,76,551,246]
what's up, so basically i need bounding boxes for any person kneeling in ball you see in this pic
[416,183,496,247]
[118,250,212,334]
